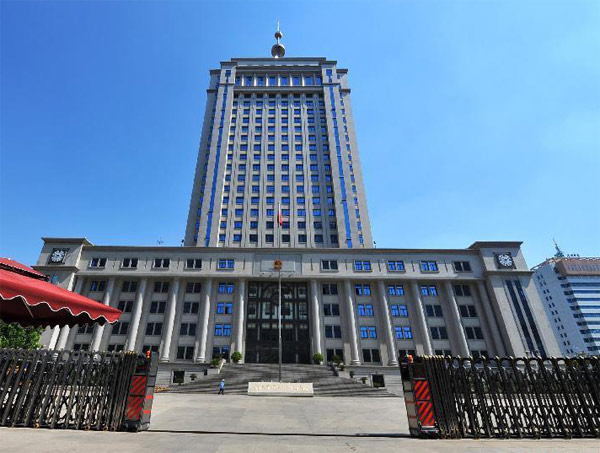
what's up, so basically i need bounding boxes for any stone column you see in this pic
[410,282,433,355]
[377,281,398,366]
[55,277,85,350]
[443,281,470,356]
[310,280,322,357]
[90,278,116,351]
[159,278,181,362]
[125,278,148,351]
[233,279,246,361]
[47,327,61,350]
[343,280,361,365]
[477,281,505,356]
[196,278,213,363]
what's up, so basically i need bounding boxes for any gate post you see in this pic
[122,351,159,432]
[400,356,440,438]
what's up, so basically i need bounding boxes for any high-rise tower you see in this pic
[184,29,373,249]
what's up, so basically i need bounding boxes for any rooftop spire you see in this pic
[271,20,285,58]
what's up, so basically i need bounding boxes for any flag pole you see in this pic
[277,202,283,382]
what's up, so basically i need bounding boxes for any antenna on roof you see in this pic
[553,238,565,258]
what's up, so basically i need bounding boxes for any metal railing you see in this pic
[405,356,600,439]
[0,348,143,430]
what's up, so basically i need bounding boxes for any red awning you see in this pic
[0,259,121,328]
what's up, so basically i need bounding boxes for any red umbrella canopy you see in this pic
[0,258,121,328]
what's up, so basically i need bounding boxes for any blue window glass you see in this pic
[359,326,368,339]
[403,327,413,339]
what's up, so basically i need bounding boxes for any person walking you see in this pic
[218,379,225,395]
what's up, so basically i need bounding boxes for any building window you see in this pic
[145,322,163,336]
[218,259,235,270]
[395,326,413,340]
[153,282,170,293]
[218,282,235,294]
[154,258,170,269]
[89,281,106,292]
[183,302,200,314]
[355,284,372,296]
[324,325,342,338]
[322,283,338,295]
[107,344,125,352]
[121,281,138,293]
[73,343,90,351]
[362,349,381,363]
[390,304,409,317]
[179,323,197,336]
[420,261,438,272]
[78,324,94,334]
[112,322,129,336]
[89,257,107,268]
[121,258,138,269]
[454,261,472,272]
[459,305,478,318]
[387,285,405,296]
[465,326,484,340]
[186,259,202,269]
[214,324,232,337]
[387,260,405,272]
[216,302,233,314]
[150,301,166,314]
[186,282,202,293]
[323,303,340,316]
[354,260,372,272]
[326,348,344,363]
[430,326,448,340]
[359,326,377,339]
[321,260,338,271]
[425,304,443,317]
[453,284,472,297]
[177,346,194,360]
[117,300,133,313]
[357,304,374,316]
[420,285,438,296]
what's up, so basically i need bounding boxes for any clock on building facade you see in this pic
[495,252,515,269]
[48,248,68,264]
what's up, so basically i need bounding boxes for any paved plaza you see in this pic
[1,393,600,452]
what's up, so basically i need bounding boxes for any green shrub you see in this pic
[210,358,221,368]
[349,370,355,378]
[331,354,342,366]
[360,377,368,384]
[312,352,324,364]
[231,351,242,363]
[190,373,197,381]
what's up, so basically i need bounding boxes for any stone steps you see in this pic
[167,364,399,397]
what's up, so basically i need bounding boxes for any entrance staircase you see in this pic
[167,363,399,397]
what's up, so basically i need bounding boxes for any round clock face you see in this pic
[498,254,513,267]
[50,249,66,263]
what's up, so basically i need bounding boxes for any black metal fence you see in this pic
[409,356,600,439]
[0,348,143,430]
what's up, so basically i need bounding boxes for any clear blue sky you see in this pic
[1,0,599,267]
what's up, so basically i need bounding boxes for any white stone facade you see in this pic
[35,238,560,366]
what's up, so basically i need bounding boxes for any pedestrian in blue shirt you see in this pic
[218,379,225,395]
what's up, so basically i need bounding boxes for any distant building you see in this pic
[533,252,600,356]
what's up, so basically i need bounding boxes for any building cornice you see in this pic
[42,237,93,246]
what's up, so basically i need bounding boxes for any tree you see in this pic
[0,321,42,349]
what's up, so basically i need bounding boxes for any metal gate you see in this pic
[0,348,144,431]
[402,356,600,439]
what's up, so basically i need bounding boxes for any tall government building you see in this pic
[36,30,560,381]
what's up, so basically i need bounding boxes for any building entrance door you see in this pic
[245,281,310,364]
